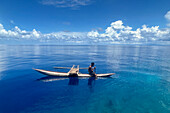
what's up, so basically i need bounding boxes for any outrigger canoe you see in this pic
[33,65,115,77]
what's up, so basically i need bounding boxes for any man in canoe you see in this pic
[88,62,97,77]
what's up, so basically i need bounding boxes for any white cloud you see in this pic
[40,0,92,8]
[0,24,41,40]
[165,11,170,27]
[0,24,4,30]
[88,20,170,43]
[32,29,40,38]
[111,20,124,29]
[87,30,99,37]
[165,11,170,21]
[0,20,170,45]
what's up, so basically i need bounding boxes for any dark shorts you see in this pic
[89,72,96,76]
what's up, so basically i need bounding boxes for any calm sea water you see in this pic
[0,45,170,113]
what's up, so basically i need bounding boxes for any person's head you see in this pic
[91,62,95,67]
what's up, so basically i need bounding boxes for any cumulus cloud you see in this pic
[40,0,92,8]
[88,20,170,43]
[165,11,170,27]
[0,20,170,45]
[0,24,41,39]
[0,23,88,44]
[165,11,170,21]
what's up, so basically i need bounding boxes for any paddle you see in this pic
[79,68,88,69]
[53,67,88,69]
[53,67,71,69]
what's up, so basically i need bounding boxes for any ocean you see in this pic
[0,45,170,113]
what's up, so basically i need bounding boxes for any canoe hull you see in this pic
[33,68,115,77]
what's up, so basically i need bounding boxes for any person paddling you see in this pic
[88,62,97,77]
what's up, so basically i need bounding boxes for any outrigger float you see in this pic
[33,65,115,77]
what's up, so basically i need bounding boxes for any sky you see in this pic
[0,0,170,44]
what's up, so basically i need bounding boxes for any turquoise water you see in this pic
[0,45,170,113]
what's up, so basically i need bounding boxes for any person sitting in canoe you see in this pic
[88,62,97,77]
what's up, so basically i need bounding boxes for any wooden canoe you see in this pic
[33,68,115,77]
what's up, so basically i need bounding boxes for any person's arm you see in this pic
[89,66,94,72]
[91,66,96,71]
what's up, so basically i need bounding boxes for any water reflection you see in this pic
[37,76,90,85]
[37,76,69,82]
[37,76,113,90]
[68,77,79,85]
[88,77,96,92]
[37,76,94,90]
